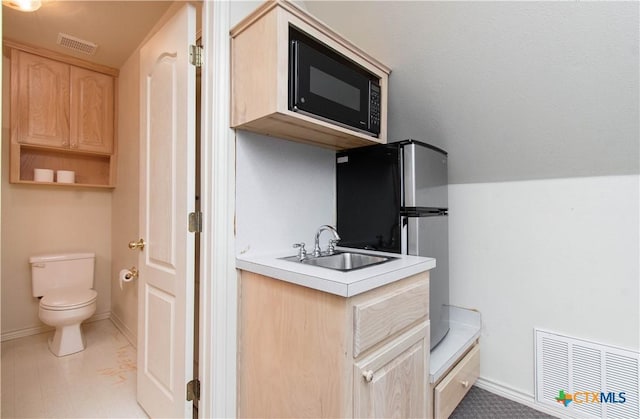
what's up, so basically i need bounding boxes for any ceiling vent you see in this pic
[56,33,98,55]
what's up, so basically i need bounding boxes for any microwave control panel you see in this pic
[369,82,381,135]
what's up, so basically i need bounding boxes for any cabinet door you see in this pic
[14,51,70,148]
[70,67,114,153]
[354,322,429,418]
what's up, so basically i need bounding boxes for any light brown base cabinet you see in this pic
[238,271,431,418]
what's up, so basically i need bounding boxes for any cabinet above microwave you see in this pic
[230,0,391,150]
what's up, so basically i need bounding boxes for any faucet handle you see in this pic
[293,242,307,260]
[327,239,340,254]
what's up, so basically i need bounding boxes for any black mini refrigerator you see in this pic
[337,140,449,349]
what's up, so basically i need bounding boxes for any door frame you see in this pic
[199,2,237,418]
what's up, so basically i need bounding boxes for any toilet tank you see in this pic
[30,253,95,297]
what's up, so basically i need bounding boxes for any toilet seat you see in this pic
[40,288,97,311]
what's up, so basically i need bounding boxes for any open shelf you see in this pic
[14,145,114,188]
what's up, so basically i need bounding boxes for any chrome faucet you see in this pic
[313,225,341,257]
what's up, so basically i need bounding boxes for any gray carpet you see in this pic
[449,386,556,419]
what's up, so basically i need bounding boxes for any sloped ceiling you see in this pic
[306,1,639,184]
[3,1,173,69]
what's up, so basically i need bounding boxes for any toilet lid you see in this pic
[40,288,98,311]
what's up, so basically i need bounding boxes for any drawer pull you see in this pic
[363,370,374,383]
[461,380,470,388]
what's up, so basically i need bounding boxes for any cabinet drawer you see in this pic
[434,345,480,419]
[353,278,428,357]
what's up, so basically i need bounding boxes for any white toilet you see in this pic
[30,253,98,357]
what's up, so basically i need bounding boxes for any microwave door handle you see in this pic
[290,39,300,110]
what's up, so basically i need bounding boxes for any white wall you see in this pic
[231,1,338,257]
[230,0,307,27]
[1,5,3,392]
[230,1,263,27]
[1,59,112,337]
[449,175,640,395]
[109,48,140,343]
[235,132,335,255]
[306,1,639,183]
[304,0,640,402]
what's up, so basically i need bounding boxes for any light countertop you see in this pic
[430,306,482,383]
[236,247,436,297]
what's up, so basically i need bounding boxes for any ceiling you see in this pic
[3,1,173,69]
[306,1,639,183]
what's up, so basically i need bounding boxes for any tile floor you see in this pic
[1,319,148,418]
[451,386,556,419]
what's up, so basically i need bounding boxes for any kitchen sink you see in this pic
[281,251,396,272]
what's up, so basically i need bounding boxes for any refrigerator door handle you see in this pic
[399,147,405,207]
[401,216,408,254]
[406,216,418,255]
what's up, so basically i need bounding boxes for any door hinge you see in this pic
[186,378,200,402]
[189,44,203,67]
[189,211,202,233]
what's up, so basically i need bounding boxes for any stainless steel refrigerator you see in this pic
[336,140,449,349]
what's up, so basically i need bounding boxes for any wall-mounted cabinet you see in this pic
[7,41,118,188]
[230,0,390,150]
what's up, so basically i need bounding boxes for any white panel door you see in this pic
[137,4,196,418]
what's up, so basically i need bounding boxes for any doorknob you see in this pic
[128,238,146,250]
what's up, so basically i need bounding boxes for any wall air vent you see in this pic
[56,33,98,55]
[535,329,640,419]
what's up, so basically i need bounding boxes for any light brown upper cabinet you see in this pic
[8,42,118,188]
[69,67,114,154]
[230,0,391,150]
[13,50,70,149]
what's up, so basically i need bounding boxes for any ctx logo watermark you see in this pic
[556,390,626,407]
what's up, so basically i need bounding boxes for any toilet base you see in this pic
[48,323,86,357]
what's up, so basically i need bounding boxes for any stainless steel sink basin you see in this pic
[281,251,396,272]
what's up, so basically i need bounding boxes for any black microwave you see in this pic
[289,27,381,137]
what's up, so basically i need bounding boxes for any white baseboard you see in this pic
[1,311,111,342]
[475,377,578,419]
[109,312,136,347]
[1,324,53,342]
